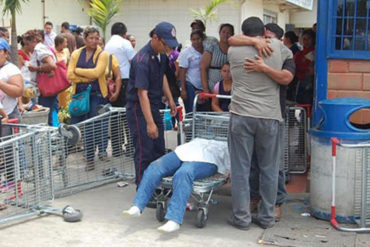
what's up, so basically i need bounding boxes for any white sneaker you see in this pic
[157,220,180,233]
[122,206,141,217]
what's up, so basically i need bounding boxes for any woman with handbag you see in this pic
[54,35,71,109]
[0,38,24,207]
[67,27,109,170]
[25,30,58,126]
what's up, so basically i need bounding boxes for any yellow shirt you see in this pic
[55,47,70,64]
[67,46,109,98]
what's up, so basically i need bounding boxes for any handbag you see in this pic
[37,49,70,97]
[107,54,116,99]
[68,86,91,117]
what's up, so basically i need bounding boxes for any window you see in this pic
[329,0,370,59]
[263,9,278,24]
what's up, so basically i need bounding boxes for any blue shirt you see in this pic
[126,42,167,108]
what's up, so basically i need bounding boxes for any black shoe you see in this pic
[252,216,275,229]
[227,217,250,231]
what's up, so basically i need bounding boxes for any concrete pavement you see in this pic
[0,182,369,247]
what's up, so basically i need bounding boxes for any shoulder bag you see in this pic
[36,48,70,97]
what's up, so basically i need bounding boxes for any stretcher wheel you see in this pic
[59,124,81,146]
[62,205,83,222]
[156,203,166,222]
[195,208,207,228]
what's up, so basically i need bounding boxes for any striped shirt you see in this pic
[205,43,228,90]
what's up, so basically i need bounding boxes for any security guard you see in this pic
[126,22,178,186]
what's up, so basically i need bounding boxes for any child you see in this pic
[211,62,232,112]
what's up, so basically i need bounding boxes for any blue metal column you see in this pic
[313,0,330,126]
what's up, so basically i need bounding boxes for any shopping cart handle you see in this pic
[297,104,312,118]
[199,93,217,99]
[177,106,183,122]
[331,137,340,156]
[8,118,19,124]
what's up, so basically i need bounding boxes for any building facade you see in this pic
[315,0,370,125]
[1,0,316,49]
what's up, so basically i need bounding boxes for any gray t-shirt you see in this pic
[228,38,292,122]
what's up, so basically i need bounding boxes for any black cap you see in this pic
[190,19,206,32]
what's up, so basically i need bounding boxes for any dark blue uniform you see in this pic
[126,42,167,185]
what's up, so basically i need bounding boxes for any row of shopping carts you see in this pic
[0,93,311,227]
[0,92,333,230]
[0,121,83,225]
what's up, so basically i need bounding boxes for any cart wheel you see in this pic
[195,208,207,228]
[59,124,81,146]
[156,203,166,222]
[62,205,83,222]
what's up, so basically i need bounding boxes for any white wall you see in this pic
[289,0,317,28]
[264,3,290,30]
[1,0,90,36]
[241,0,264,21]
[240,0,290,32]
[106,0,241,49]
[0,0,316,48]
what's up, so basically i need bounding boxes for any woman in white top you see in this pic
[178,29,204,113]
[0,38,23,126]
[123,138,230,233]
[0,38,24,210]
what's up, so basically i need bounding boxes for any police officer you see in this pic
[126,22,178,186]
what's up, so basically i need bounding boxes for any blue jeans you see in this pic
[38,95,58,126]
[183,82,209,113]
[133,152,217,224]
[183,82,197,113]
[71,92,108,162]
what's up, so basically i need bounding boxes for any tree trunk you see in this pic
[10,10,19,65]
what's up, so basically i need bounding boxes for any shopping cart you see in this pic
[0,123,82,225]
[330,138,370,232]
[53,107,135,197]
[155,93,230,228]
[284,105,309,174]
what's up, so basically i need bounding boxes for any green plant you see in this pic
[0,0,29,64]
[190,0,229,27]
[87,0,123,39]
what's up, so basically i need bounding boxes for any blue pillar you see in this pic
[313,0,330,126]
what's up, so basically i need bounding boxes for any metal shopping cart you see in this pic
[284,105,310,174]
[330,138,370,232]
[155,93,230,228]
[0,122,82,225]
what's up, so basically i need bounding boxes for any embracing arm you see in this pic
[228,35,273,57]
[244,55,294,85]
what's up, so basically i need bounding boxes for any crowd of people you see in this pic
[0,17,316,230]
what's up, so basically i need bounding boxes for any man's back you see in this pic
[105,35,136,79]
[228,38,287,122]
